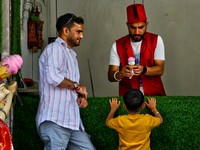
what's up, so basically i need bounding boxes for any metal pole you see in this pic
[87,59,95,97]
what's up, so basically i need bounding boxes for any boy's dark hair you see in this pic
[123,89,144,112]
[56,13,84,33]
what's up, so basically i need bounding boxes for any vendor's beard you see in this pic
[129,31,146,42]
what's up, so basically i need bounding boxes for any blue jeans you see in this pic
[38,121,96,150]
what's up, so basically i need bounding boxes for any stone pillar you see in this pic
[2,0,13,135]
[2,0,11,58]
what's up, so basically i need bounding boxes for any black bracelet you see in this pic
[142,66,147,74]
[78,93,85,98]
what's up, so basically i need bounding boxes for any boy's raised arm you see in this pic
[105,98,121,126]
[145,98,163,124]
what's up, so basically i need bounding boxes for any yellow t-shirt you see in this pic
[107,114,160,150]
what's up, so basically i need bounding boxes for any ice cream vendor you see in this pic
[108,4,166,96]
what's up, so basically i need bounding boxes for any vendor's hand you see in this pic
[132,65,143,76]
[77,97,88,108]
[109,98,120,111]
[76,85,87,99]
[122,65,134,78]
[145,98,157,110]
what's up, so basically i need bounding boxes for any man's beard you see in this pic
[129,31,146,42]
[67,36,81,48]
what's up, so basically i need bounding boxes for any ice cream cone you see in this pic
[129,65,135,71]
[128,57,135,79]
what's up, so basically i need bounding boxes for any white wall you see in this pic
[20,0,200,96]
[21,0,49,82]
[145,0,200,96]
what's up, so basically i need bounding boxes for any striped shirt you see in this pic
[36,37,84,131]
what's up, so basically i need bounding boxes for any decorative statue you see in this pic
[0,55,23,150]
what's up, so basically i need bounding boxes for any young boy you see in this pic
[105,89,163,150]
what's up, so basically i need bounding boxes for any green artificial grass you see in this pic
[13,96,44,149]
[13,96,200,150]
[11,0,21,55]
[11,0,21,86]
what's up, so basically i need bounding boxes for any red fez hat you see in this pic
[127,4,147,23]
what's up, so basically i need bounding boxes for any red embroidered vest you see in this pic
[116,32,166,96]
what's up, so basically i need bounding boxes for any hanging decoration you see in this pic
[21,0,47,31]
[28,5,44,52]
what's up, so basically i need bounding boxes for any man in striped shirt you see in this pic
[36,13,96,150]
